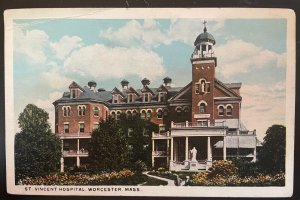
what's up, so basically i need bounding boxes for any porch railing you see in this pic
[171,121,226,128]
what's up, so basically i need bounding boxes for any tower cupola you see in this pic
[191,21,216,62]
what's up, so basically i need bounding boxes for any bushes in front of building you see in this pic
[148,167,177,181]
[189,160,285,186]
[20,169,146,185]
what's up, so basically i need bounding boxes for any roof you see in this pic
[214,135,258,148]
[194,31,216,46]
[224,83,242,89]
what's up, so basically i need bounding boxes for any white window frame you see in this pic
[79,122,85,133]
[226,104,233,116]
[93,107,100,117]
[217,105,225,116]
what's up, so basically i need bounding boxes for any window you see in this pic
[93,123,99,130]
[200,80,205,93]
[183,106,190,113]
[226,105,233,116]
[132,110,137,117]
[199,103,206,113]
[218,105,225,116]
[146,110,152,119]
[143,93,150,102]
[195,83,200,94]
[93,107,99,117]
[63,106,71,117]
[195,79,210,94]
[141,110,146,119]
[206,83,211,93]
[128,94,134,103]
[78,105,86,116]
[79,123,85,133]
[159,92,166,102]
[116,111,121,120]
[63,141,70,150]
[128,128,133,137]
[113,94,119,104]
[126,110,132,119]
[176,107,182,117]
[71,89,76,98]
[64,124,69,133]
[111,111,116,120]
[157,109,163,119]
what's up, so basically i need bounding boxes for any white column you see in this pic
[76,157,80,167]
[170,137,174,161]
[152,139,155,167]
[167,139,170,166]
[77,139,80,154]
[253,139,257,162]
[185,121,189,127]
[60,157,64,172]
[223,136,227,160]
[207,137,212,161]
[185,137,189,161]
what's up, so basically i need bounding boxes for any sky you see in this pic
[13,18,287,141]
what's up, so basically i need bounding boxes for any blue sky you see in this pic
[13,18,287,140]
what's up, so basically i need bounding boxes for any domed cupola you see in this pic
[191,21,216,62]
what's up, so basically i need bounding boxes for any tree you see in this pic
[15,104,61,182]
[119,114,155,168]
[88,117,130,172]
[257,124,286,173]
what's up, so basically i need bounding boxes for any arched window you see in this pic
[199,103,206,113]
[183,106,190,113]
[218,105,225,116]
[111,111,116,120]
[63,106,71,117]
[226,105,233,116]
[157,109,163,119]
[132,110,137,117]
[78,105,86,116]
[116,111,121,120]
[93,107,99,117]
[126,110,132,119]
[146,110,152,119]
[163,108,169,116]
[141,110,147,119]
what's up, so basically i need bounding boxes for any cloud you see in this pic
[100,19,169,48]
[64,44,166,80]
[42,64,73,90]
[14,26,49,64]
[100,19,225,48]
[50,36,83,60]
[240,82,285,140]
[215,39,286,78]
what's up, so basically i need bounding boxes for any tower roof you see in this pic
[194,21,216,46]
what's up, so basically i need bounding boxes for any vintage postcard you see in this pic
[4,8,295,197]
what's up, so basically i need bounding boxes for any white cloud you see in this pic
[64,44,166,80]
[100,19,169,48]
[42,65,73,90]
[240,82,285,140]
[100,19,225,48]
[14,26,49,64]
[215,39,286,78]
[50,35,83,60]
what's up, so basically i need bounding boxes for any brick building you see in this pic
[53,23,261,172]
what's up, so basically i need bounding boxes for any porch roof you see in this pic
[214,135,257,148]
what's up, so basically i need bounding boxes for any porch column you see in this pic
[185,137,189,161]
[207,137,212,161]
[60,140,64,172]
[223,136,227,160]
[167,138,170,166]
[60,157,64,172]
[253,145,257,162]
[170,137,174,161]
[77,139,80,167]
[152,139,155,167]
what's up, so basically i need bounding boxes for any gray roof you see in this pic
[194,32,216,46]
[214,135,257,148]
[224,83,242,88]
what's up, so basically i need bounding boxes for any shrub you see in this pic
[208,160,237,179]
[131,160,147,175]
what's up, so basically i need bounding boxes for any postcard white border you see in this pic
[4,8,295,197]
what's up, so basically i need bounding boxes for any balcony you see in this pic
[152,131,170,139]
[57,132,92,139]
[63,149,89,157]
[171,121,226,129]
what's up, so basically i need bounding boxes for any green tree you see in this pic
[119,114,155,168]
[258,124,286,173]
[15,104,61,182]
[89,117,130,172]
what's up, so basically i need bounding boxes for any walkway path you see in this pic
[143,172,176,186]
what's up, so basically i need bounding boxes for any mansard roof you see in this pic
[126,87,139,96]
[111,87,125,97]
[141,85,155,95]
[69,81,84,91]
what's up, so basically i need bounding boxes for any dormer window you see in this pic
[113,94,119,104]
[143,93,150,102]
[71,89,76,98]
[158,92,167,102]
[128,94,134,103]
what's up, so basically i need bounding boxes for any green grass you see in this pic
[140,177,168,186]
